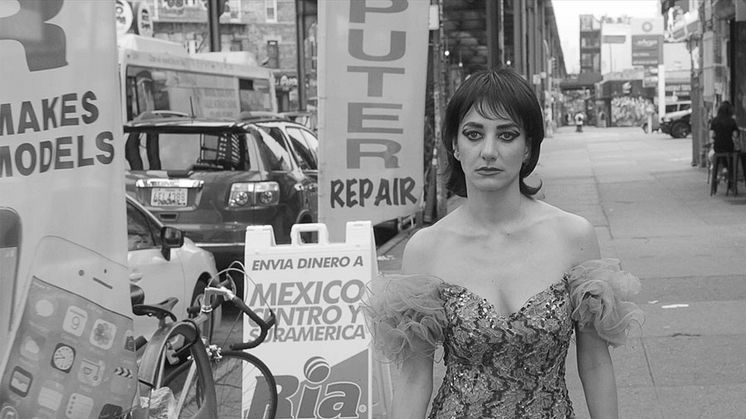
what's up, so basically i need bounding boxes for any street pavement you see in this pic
[376,125,746,419]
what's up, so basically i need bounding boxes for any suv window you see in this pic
[253,128,293,172]
[286,127,318,170]
[125,132,250,171]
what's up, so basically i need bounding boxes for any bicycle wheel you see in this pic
[157,323,217,418]
[169,350,277,419]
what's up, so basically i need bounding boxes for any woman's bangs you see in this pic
[473,96,522,127]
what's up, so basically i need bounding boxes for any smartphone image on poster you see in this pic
[30,235,130,312]
[1,207,21,334]
[0,236,136,417]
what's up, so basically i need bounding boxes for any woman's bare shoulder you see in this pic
[401,218,457,274]
[533,201,600,261]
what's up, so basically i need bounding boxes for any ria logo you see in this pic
[249,356,365,419]
[0,0,67,71]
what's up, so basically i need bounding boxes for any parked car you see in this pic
[279,110,318,134]
[659,107,692,138]
[643,101,691,135]
[123,114,319,270]
[664,101,692,114]
[126,194,219,339]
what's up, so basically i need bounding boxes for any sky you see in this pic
[552,0,661,74]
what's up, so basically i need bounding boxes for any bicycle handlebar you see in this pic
[184,277,275,350]
[228,298,276,350]
[185,278,233,315]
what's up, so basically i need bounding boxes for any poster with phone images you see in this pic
[0,1,136,417]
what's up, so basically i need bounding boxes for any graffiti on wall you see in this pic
[611,96,652,127]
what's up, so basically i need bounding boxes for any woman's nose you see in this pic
[480,138,498,160]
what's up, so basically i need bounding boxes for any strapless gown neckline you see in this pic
[442,280,567,320]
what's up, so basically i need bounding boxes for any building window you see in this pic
[265,0,277,22]
[267,40,279,68]
[581,36,600,48]
[602,35,626,44]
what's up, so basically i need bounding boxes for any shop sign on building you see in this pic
[631,34,663,66]
[153,0,241,23]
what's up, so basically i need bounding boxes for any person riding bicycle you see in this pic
[575,111,585,133]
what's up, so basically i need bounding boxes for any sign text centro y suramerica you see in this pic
[318,0,429,240]
[247,257,367,344]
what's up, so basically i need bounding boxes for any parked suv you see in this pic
[659,101,692,138]
[124,114,319,267]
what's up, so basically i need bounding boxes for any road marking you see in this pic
[661,304,689,309]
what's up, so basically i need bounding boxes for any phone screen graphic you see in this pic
[1,208,21,334]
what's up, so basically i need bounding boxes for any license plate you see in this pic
[151,188,187,207]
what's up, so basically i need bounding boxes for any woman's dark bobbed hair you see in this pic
[443,68,544,197]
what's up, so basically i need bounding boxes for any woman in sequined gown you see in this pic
[364,69,643,418]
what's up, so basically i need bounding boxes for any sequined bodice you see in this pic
[429,280,576,418]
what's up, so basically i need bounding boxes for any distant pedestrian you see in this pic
[575,112,585,132]
[710,101,738,153]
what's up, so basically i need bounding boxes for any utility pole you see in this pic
[295,0,307,111]
[207,0,223,52]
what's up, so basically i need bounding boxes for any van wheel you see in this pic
[671,122,690,138]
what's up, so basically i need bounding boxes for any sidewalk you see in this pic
[376,126,746,419]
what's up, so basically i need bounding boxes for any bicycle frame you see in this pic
[169,282,277,413]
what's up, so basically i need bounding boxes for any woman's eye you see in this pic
[498,131,519,141]
[463,130,482,140]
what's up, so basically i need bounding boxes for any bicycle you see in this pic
[161,264,279,418]
[128,283,219,418]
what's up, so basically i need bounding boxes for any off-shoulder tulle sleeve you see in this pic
[566,258,644,347]
[362,273,446,366]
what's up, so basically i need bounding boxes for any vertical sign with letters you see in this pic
[0,1,136,417]
[318,0,429,240]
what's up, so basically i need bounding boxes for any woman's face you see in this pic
[455,106,528,194]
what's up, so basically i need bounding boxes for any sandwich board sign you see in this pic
[242,221,379,419]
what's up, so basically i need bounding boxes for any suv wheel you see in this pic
[670,122,690,138]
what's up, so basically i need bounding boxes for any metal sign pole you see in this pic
[433,0,448,221]
[207,0,222,52]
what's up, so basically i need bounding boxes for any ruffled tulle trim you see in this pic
[362,273,446,366]
[565,258,644,347]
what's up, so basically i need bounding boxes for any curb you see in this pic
[376,224,419,256]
